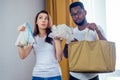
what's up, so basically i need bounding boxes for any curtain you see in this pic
[45,0,78,80]
[45,0,78,26]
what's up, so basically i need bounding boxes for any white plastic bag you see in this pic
[15,22,35,46]
[49,24,74,43]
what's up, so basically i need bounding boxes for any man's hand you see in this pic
[87,23,98,31]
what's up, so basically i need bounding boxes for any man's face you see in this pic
[70,6,86,26]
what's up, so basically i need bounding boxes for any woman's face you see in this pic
[36,13,48,30]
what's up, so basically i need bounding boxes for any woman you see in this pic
[17,10,63,80]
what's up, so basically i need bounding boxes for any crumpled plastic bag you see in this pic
[15,22,35,46]
[48,24,74,43]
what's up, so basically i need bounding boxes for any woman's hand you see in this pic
[18,45,32,59]
[54,37,63,62]
[17,24,26,32]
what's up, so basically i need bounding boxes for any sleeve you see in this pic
[97,25,106,37]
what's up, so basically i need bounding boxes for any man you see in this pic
[64,1,106,80]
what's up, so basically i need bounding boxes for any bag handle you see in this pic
[84,28,99,40]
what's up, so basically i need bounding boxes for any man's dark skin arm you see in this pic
[63,38,78,58]
[63,44,68,58]
[88,23,107,40]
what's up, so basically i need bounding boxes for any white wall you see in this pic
[0,0,45,80]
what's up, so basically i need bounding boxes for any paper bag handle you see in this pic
[84,28,99,40]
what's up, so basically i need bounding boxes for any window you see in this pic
[106,0,120,70]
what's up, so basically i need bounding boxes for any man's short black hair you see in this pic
[69,1,85,12]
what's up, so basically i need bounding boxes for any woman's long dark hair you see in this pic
[33,10,53,44]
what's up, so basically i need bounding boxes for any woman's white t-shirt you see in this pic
[32,35,61,77]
